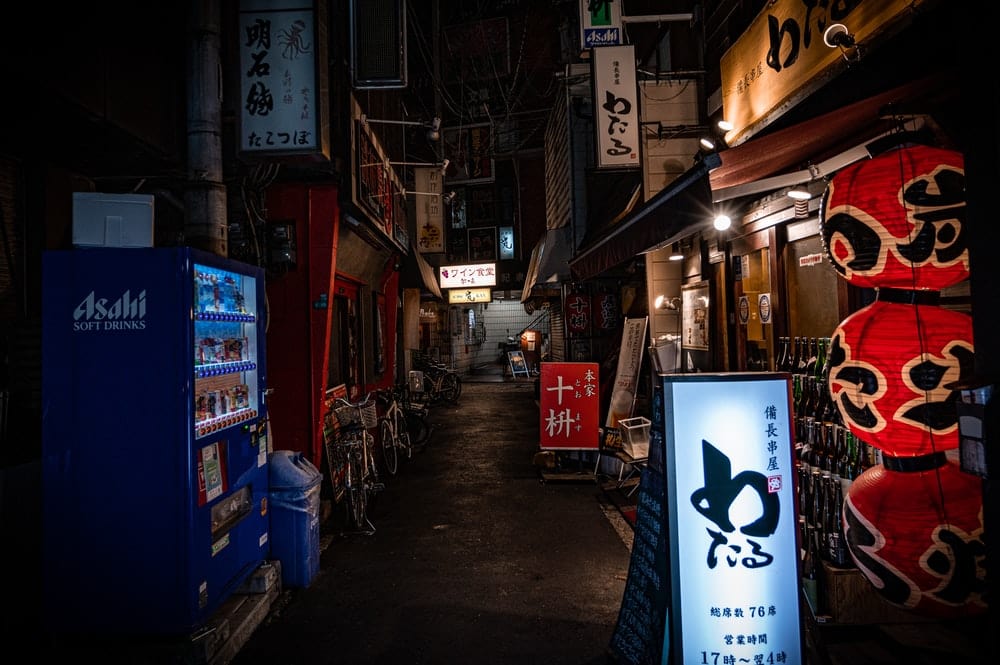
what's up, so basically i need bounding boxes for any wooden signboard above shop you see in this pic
[720,0,931,146]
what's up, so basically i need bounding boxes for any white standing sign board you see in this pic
[660,373,803,665]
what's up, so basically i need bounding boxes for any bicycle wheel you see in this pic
[423,373,439,402]
[395,410,413,459]
[440,371,462,403]
[364,432,381,502]
[379,417,399,476]
[404,407,430,449]
[343,443,367,529]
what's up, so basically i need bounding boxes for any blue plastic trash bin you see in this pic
[268,450,322,588]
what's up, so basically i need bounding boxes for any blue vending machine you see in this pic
[42,246,270,636]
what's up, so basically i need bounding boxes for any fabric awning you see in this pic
[521,226,573,302]
[708,73,953,201]
[401,243,442,299]
[569,152,720,282]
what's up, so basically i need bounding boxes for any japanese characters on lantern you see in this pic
[820,144,983,618]
[820,145,967,290]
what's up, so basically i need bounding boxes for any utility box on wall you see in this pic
[72,192,154,248]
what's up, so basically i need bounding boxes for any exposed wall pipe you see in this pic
[184,0,228,256]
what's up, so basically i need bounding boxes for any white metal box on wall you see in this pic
[72,192,154,248]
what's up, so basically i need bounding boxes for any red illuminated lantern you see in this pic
[827,299,973,456]
[564,284,592,337]
[843,458,985,618]
[820,145,967,290]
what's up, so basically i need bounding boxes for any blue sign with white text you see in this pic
[584,27,621,47]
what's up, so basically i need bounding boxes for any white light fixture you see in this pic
[823,23,860,63]
[717,119,734,132]
[668,242,684,261]
[699,136,716,151]
[787,188,812,201]
[713,214,732,231]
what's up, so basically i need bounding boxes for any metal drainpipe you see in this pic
[184,0,227,256]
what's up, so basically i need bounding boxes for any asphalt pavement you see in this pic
[230,377,633,665]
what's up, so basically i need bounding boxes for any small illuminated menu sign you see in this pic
[438,263,497,289]
[660,373,802,665]
[448,288,492,304]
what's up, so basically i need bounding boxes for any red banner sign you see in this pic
[539,362,600,450]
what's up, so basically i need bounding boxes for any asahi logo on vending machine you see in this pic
[72,289,147,331]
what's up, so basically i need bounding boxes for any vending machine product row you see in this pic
[42,246,270,636]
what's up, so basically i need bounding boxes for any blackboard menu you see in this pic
[609,466,669,665]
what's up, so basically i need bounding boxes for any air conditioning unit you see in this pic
[350,0,407,88]
[72,192,154,248]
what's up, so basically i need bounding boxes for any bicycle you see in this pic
[332,392,382,532]
[399,379,433,449]
[375,384,412,476]
[411,356,462,405]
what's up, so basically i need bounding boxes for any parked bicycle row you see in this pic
[321,359,462,533]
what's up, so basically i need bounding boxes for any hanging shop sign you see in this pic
[591,44,640,170]
[414,166,443,253]
[447,288,491,304]
[592,287,620,334]
[438,263,496,289]
[442,124,495,185]
[238,0,329,159]
[660,373,803,665]
[498,226,515,260]
[578,0,622,48]
[564,284,593,338]
[719,0,928,146]
[539,362,600,450]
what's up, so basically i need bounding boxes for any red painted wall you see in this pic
[264,183,340,468]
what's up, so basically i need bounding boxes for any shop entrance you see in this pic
[730,230,776,371]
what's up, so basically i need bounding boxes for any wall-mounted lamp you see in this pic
[360,113,442,142]
[403,189,456,205]
[713,214,732,231]
[390,159,450,176]
[717,119,734,132]
[654,295,681,311]
[823,23,860,63]
[668,242,684,261]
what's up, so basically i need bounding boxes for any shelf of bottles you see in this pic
[776,334,883,616]
[193,266,260,439]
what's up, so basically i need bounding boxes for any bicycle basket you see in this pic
[334,396,378,429]
[333,403,361,428]
[360,401,378,428]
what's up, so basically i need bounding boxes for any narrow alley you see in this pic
[230,380,632,665]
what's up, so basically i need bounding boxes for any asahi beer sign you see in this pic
[591,44,639,169]
[579,0,622,48]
